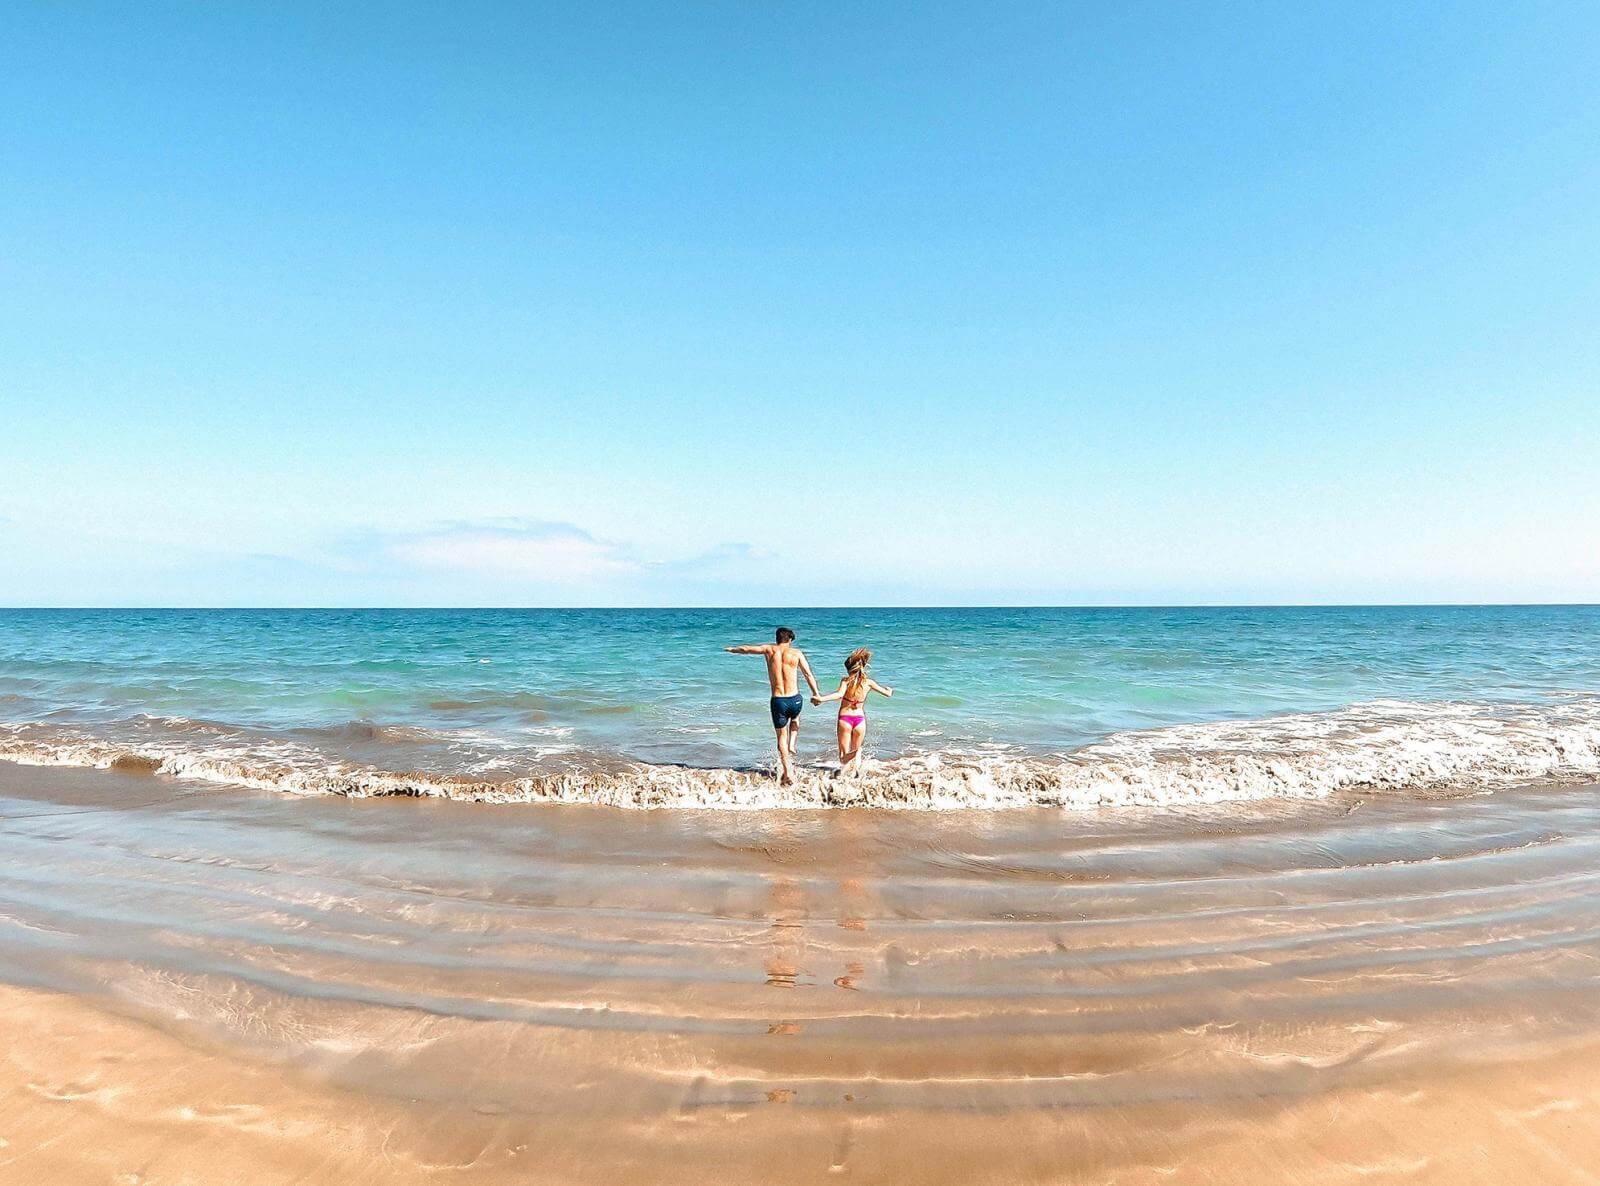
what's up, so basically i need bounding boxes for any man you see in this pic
[725,627,821,785]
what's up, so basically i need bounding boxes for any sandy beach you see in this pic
[3,761,1598,1184]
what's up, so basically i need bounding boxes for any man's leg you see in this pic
[785,718,801,783]
[774,728,792,783]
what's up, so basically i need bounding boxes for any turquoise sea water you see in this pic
[1,607,1597,807]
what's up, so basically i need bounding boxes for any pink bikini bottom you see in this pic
[839,714,865,729]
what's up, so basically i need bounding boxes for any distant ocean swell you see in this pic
[3,698,1600,810]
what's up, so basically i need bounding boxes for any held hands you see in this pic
[811,696,822,706]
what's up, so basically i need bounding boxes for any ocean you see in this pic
[3,605,1597,808]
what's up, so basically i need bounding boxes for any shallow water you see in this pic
[2,763,1599,1182]
[3,606,1600,807]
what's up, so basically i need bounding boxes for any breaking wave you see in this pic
[2,698,1600,810]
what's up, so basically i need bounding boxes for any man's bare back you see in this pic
[763,643,804,696]
[725,639,817,696]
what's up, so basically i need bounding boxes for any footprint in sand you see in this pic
[829,1122,855,1174]
[764,956,799,987]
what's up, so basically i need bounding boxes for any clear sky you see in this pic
[2,2,1597,606]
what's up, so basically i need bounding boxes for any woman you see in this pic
[812,647,893,774]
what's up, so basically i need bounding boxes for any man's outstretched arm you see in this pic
[725,644,771,655]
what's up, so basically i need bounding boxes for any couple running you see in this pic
[725,627,894,784]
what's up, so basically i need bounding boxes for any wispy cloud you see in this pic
[374,520,638,583]
[655,541,771,574]
[321,519,770,590]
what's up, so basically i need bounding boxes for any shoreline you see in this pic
[5,690,1600,809]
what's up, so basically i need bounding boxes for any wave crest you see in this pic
[2,699,1599,810]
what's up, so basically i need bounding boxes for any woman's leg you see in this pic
[843,722,866,773]
[835,718,851,767]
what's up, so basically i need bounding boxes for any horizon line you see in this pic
[3,603,1598,612]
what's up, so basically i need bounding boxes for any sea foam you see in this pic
[3,697,1600,810]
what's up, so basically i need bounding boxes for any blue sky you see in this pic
[2,2,1597,606]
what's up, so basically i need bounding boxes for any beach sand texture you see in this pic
[2,764,1598,1183]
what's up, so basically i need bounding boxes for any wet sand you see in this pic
[2,763,1599,1183]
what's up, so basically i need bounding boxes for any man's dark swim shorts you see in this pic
[769,692,804,728]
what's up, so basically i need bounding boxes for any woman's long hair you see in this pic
[843,647,872,702]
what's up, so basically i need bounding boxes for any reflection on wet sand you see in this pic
[1,763,1599,1183]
